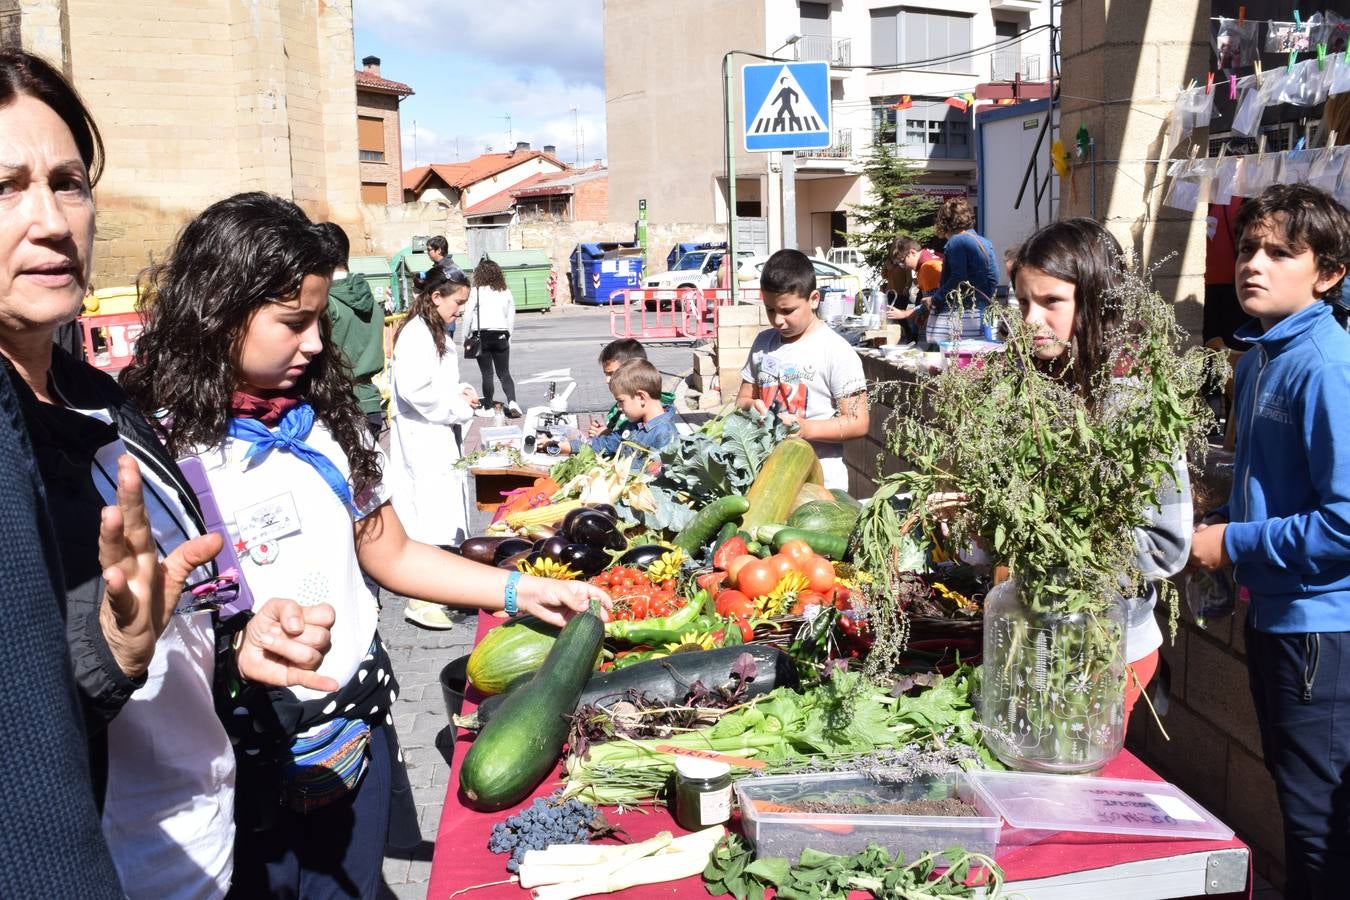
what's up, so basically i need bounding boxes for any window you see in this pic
[361,181,387,204]
[870,7,973,72]
[873,97,971,160]
[358,115,385,162]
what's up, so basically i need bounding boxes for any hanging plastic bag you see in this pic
[1212,154,1241,204]
[1165,86,1215,158]
[1266,20,1311,53]
[1310,12,1349,54]
[1234,151,1280,197]
[1279,58,1328,106]
[1232,68,1287,135]
[1163,158,1207,212]
[1309,146,1346,195]
[1186,568,1237,625]
[1212,17,1260,70]
[1278,149,1315,185]
[1329,53,1350,97]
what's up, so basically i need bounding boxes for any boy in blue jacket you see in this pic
[1190,183,1350,900]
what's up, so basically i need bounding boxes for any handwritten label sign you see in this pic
[654,745,765,770]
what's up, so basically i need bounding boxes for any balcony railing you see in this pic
[799,128,854,159]
[991,52,1043,82]
[795,35,852,67]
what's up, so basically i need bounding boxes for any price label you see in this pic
[654,745,765,769]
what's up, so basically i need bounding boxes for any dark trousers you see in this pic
[475,333,516,405]
[1245,620,1350,900]
[228,726,393,900]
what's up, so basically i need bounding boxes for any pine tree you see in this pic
[846,134,940,275]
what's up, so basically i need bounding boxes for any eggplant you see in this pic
[589,503,619,521]
[496,549,532,571]
[568,510,627,552]
[459,536,507,565]
[560,543,609,578]
[560,506,592,538]
[472,644,798,729]
[540,534,571,562]
[491,538,533,565]
[616,544,669,570]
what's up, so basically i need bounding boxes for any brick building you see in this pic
[512,167,609,223]
[356,55,413,205]
[2,0,365,286]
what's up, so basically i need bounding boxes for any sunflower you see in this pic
[662,630,720,653]
[518,558,581,580]
[755,571,810,619]
[645,547,686,584]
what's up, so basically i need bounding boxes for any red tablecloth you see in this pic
[427,614,1251,899]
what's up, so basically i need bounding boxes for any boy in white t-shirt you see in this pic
[735,249,869,490]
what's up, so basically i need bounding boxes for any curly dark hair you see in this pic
[121,192,383,497]
[935,197,976,238]
[1012,217,1125,401]
[472,256,507,292]
[396,265,471,358]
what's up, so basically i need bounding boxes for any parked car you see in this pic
[824,246,879,288]
[738,254,863,298]
[644,249,753,290]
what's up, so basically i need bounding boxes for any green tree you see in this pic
[845,134,940,276]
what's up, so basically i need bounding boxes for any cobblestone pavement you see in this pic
[377,305,694,898]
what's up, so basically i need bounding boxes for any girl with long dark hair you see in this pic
[461,256,520,417]
[122,193,608,897]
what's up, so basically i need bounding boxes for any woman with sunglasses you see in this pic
[0,49,335,898]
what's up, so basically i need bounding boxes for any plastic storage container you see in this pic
[969,771,1234,845]
[734,772,1002,865]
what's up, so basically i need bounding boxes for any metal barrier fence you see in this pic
[608,288,761,343]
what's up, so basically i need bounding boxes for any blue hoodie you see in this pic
[1218,301,1350,633]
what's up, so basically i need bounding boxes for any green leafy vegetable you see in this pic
[549,444,597,488]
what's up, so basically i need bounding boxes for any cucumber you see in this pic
[753,524,787,544]
[771,527,850,560]
[671,495,750,556]
[458,605,605,811]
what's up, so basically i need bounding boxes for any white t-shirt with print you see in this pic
[739,323,867,490]
[75,413,235,900]
[192,419,390,703]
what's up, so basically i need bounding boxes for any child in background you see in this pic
[121,193,608,899]
[1189,183,1350,899]
[558,359,678,462]
[317,222,387,439]
[884,235,943,341]
[589,338,647,437]
[736,249,869,491]
[1012,218,1192,722]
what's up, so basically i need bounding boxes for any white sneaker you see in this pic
[404,599,456,630]
[474,407,495,418]
[506,401,523,419]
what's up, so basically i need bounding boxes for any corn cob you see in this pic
[504,499,584,531]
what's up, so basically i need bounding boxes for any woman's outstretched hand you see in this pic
[98,454,223,679]
[516,575,611,628]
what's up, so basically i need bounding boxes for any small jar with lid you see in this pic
[673,756,733,831]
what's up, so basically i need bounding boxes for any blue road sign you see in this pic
[743,61,831,153]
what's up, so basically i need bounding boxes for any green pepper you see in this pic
[610,649,664,669]
[606,590,708,645]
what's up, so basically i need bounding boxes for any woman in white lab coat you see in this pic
[388,266,480,553]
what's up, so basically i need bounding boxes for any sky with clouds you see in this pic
[352,0,606,171]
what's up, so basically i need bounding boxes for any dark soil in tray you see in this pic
[793,797,981,817]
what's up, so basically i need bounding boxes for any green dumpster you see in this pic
[490,249,553,312]
[349,256,393,312]
[391,250,476,312]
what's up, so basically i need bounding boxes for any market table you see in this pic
[427,614,1252,900]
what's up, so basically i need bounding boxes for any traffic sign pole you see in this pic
[782,151,796,251]
[723,52,737,290]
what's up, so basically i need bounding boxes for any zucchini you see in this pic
[475,644,798,728]
[771,527,850,560]
[465,615,562,696]
[459,604,606,810]
[742,438,821,533]
[753,524,787,544]
[671,495,751,556]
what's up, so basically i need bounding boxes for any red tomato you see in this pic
[712,535,748,571]
[778,539,815,569]
[804,556,836,593]
[726,554,757,589]
[697,571,728,594]
[715,589,755,619]
[734,615,755,643]
[628,595,649,619]
[790,590,826,615]
[648,595,673,618]
[737,560,777,599]
[830,585,852,610]
[766,554,797,580]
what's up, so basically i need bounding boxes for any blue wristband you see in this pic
[504,571,521,616]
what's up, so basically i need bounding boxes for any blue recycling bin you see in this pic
[666,241,726,270]
[569,242,645,305]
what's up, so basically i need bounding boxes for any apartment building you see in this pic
[606,0,1052,252]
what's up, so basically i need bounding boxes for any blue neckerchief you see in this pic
[228,403,354,512]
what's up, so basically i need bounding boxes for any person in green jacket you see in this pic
[319,223,387,437]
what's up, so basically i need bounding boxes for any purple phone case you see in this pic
[178,457,254,618]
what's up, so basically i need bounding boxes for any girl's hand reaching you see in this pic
[98,454,224,679]
[516,575,611,628]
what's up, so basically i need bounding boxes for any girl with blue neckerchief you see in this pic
[121,193,608,899]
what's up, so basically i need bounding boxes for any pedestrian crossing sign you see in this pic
[742,61,831,152]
